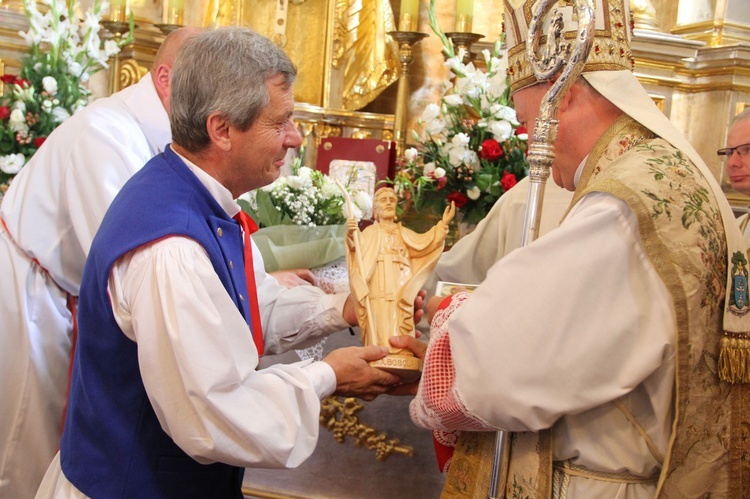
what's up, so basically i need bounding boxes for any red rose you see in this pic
[1,74,16,84]
[0,106,9,120]
[515,125,528,136]
[15,78,30,87]
[501,171,517,191]
[436,176,447,190]
[479,139,503,161]
[447,191,470,209]
[34,136,47,148]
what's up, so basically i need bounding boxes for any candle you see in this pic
[455,0,474,32]
[109,0,129,23]
[399,0,419,31]
[164,0,184,25]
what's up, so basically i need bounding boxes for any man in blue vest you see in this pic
[36,27,402,498]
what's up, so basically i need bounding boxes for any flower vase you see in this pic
[399,205,459,250]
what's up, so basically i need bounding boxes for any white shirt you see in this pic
[429,176,574,289]
[0,75,171,499]
[36,152,348,498]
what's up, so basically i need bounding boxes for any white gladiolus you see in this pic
[404,147,419,163]
[466,185,481,200]
[0,153,26,174]
[42,76,58,94]
[104,39,120,57]
[443,94,463,107]
[423,162,437,177]
[420,103,441,123]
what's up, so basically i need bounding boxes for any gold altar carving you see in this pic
[320,396,413,461]
[204,0,399,111]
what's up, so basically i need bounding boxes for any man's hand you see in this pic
[426,294,445,325]
[323,346,401,401]
[386,335,428,396]
[270,269,317,288]
[413,289,426,325]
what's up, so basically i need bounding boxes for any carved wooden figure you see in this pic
[345,187,455,380]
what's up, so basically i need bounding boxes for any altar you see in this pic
[250,329,446,498]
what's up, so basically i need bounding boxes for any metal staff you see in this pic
[489,0,596,496]
[335,179,376,340]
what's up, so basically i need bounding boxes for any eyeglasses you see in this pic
[717,143,750,158]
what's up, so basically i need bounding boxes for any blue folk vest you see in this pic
[60,147,255,498]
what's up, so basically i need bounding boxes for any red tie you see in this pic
[234,211,264,356]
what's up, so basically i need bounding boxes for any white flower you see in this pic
[466,185,481,200]
[9,109,27,131]
[433,167,446,179]
[517,131,529,141]
[42,76,57,94]
[443,93,463,107]
[104,39,120,57]
[404,147,419,163]
[353,190,373,219]
[420,103,441,123]
[51,107,71,123]
[489,120,513,142]
[12,100,26,113]
[0,153,26,174]
[342,202,363,221]
[72,99,88,114]
[319,176,340,199]
[42,99,53,111]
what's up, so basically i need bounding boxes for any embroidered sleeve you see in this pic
[410,292,496,432]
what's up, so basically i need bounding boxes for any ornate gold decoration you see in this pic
[101,20,136,95]
[335,0,401,110]
[505,0,633,94]
[629,0,659,31]
[320,396,413,461]
[118,58,146,89]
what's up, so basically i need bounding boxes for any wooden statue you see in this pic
[344,187,455,380]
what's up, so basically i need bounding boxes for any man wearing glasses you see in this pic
[719,108,750,247]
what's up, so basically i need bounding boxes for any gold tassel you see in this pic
[718,334,750,384]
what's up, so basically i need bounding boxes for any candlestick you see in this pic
[455,0,474,32]
[444,31,484,64]
[387,30,428,158]
[398,0,419,32]
[163,0,184,25]
[108,0,128,23]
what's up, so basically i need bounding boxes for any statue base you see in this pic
[371,354,423,383]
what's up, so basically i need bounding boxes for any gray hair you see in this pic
[731,107,750,129]
[170,27,297,152]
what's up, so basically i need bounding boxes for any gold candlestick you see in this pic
[387,30,428,158]
[101,20,135,95]
[154,23,183,35]
[444,32,484,64]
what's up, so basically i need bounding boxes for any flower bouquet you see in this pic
[0,0,134,187]
[238,159,372,272]
[392,1,528,226]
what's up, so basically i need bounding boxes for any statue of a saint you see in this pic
[345,188,455,379]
